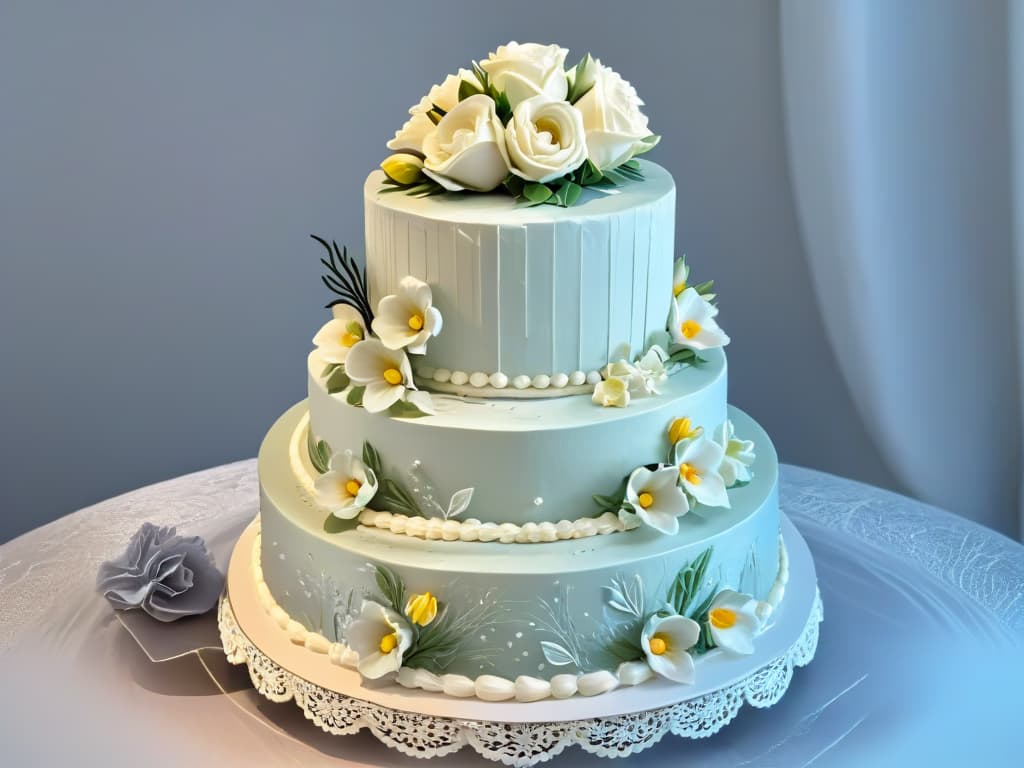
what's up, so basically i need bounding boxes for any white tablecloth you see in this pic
[1,461,1021,767]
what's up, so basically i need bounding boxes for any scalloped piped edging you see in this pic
[219,585,821,766]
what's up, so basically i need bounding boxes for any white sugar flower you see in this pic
[715,420,756,486]
[641,613,701,684]
[673,435,730,508]
[347,600,413,679]
[505,95,587,183]
[669,287,730,351]
[479,42,569,108]
[312,304,366,365]
[633,345,669,395]
[372,276,443,354]
[706,590,760,655]
[573,60,658,171]
[387,69,482,154]
[344,338,418,413]
[624,465,690,535]
[313,450,378,519]
[422,94,511,192]
[592,376,630,407]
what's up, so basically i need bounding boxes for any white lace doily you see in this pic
[219,584,821,766]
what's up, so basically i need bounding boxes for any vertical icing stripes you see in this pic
[550,233,556,372]
[362,169,674,378]
[577,226,585,371]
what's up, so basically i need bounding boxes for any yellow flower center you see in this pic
[668,417,699,444]
[341,332,360,347]
[674,280,687,297]
[344,479,362,497]
[383,367,403,385]
[679,463,701,485]
[681,320,701,339]
[408,313,424,331]
[378,631,399,654]
[637,492,654,509]
[536,116,562,144]
[649,633,669,655]
[709,607,737,629]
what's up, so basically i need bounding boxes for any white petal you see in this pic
[405,389,436,415]
[691,470,730,509]
[344,339,393,384]
[363,381,405,413]
[636,505,679,535]
[313,471,346,506]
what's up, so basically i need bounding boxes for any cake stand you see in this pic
[219,514,822,766]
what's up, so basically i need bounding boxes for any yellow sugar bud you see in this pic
[404,591,438,627]
[381,153,425,186]
[668,417,701,445]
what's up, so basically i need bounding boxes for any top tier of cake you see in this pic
[363,160,675,392]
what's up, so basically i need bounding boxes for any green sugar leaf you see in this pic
[325,365,350,394]
[323,514,348,534]
[523,182,553,204]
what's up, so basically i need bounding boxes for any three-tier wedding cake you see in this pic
[248,42,790,703]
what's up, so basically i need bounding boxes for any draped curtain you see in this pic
[780,0,1024,538]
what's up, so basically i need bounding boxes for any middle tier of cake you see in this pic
[259,400,780,687]
[308,347,728,526]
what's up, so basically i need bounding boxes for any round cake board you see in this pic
[223,512,820,724]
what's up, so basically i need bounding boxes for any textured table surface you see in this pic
[1,461,1021,766]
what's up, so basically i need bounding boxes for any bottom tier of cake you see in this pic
[257,401,782,695]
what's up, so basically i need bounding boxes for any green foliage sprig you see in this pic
[593,474,630,513]
[459,62,513,123]
[666,547,714,617]
[312,236,374,330]
[307,430,332,475]
[503,157,657,208]
[361,441,423,517]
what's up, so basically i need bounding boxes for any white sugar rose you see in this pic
[387,69,481,154]
[422,94,510,192]
[574,60,659,171]
[480,42,569,108]
[505,96,587,183]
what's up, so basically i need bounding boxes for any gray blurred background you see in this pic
[0,0,900,543]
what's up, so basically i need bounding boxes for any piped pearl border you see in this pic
[289,411,637,543]
[251,523,790,702]
[359,509,634,543]
[414,366,601,399]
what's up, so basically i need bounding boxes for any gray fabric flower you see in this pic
[97,523,224,622]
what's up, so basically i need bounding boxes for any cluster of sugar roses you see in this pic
[594,255,726,408]
[593,416,755,535]
[312,240,443,418]
[381,42,660,206]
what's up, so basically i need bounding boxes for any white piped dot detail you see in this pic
[489,372,508,388]
[449,370,469,386]
[469,371,489,388]
[433,368,452,383]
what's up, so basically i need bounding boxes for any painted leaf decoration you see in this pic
[445,488,474,520]
[540,640,577,667]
